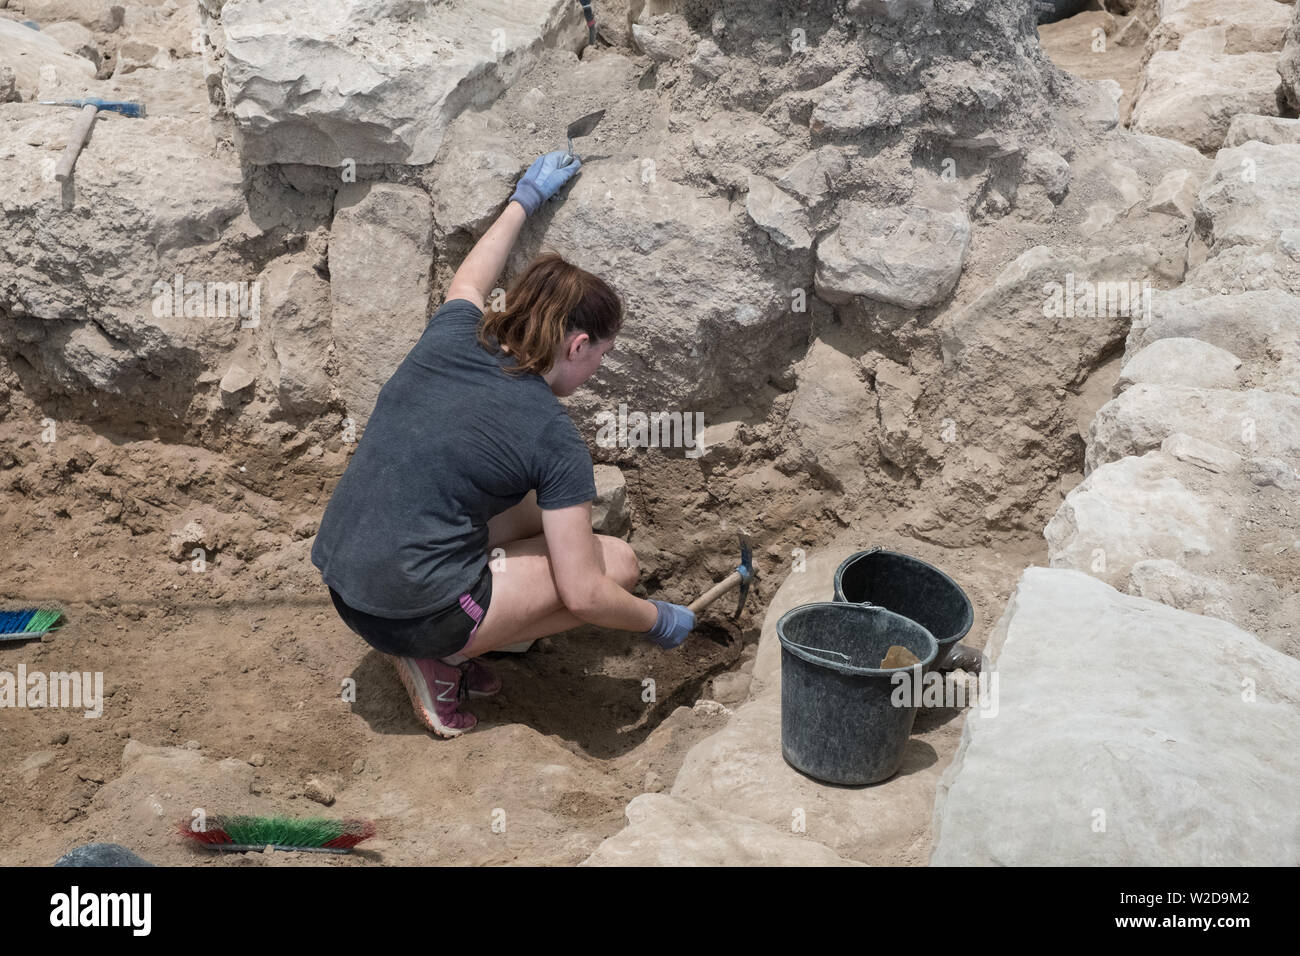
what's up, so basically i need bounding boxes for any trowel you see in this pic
[560,109,607,166]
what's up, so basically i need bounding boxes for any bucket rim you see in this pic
[776,601,938,677]
[831,548,974,644]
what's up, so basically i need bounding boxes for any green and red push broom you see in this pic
[179,815,377,854]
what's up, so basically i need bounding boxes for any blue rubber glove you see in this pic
[509,150,582,216]
[644,599,695,649]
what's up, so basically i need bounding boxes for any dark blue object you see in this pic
[1036,0,1091,25]
[832,549,973,673]
[777,602,937,786]
[54,843,155,867]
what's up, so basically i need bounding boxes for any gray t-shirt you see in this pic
[311,297,597,617]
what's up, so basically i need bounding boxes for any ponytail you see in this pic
[477,250,623,378]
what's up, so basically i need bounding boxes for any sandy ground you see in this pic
[0,413,1052,865]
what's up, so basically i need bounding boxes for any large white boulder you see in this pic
[1194,142,1300,253]
[1124,289,1300,397]
[204,0,585,165]
[815,199,972,309]
[1131,50,1283,153]
[1224,114,1300,148]
[0,18,96,101]
[1085,383,1300,471]
[1115,337,1242,392]
[1126,289,1300,363]
[1045,451,1230,577]
[1148,0,1294,55]
[931,567,1300,866]
[532,161,815,425]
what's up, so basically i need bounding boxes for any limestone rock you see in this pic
[1224,114,1300,148]
[776,146,848,207]
[673,692,944,863]
[1160,431,1243,474]
[303,777,335,806]
[1045,452,1230,579]
[534,162,813,425]
[40,22,100,68]
[1146,168,1198,219]
[815,200,971,309]
[591,465,629,536]
[931,567,1300,866]
[874,358,928,470]
[580,793,863,866]
[777,339,875,500]
[0,98,244,417]
[205,0,584,165]
[1131,51,1283,154]
[631,14,692,62]
[218,363,256,396]
[689,38,728,80]
[259,257,333,415]
[0,18,96,101]
[1127,558,1233,621]
[1148,0,1293,56]
[1281,2,1300,112]
[1194,142,1300,253]
[1086,383,1300,472]
[1125,290,1300,367]
[745,174,811,250]
[810,74,922,135]
[430,148,520,240]
[936,243,1162,528]
[1023,147,1071,201]
[1116,338,1242,392]
[329,183,434,428]
[1247,455,1299,490]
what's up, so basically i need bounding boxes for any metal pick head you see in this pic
[732,533,754,620]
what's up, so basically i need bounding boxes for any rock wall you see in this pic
[4,0,1109,532]
[932,0,1300,865]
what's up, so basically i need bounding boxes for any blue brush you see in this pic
[0,605,64,641]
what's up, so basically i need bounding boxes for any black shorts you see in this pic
[327,564,492,660]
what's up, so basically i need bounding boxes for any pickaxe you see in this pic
[38,97,147,181]
[687,533,756,622]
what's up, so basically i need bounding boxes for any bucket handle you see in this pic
[783,639,852,663]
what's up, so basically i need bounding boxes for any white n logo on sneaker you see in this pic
[435,679,457,703]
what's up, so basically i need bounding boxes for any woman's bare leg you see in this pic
[458,530,639,658]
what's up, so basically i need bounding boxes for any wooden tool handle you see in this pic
[55,104,98,181]
[688,570,741,614]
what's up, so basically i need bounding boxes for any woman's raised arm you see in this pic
[446,201,526,312]
[446,150,582,312]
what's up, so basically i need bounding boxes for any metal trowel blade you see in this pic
[566,109,606,142]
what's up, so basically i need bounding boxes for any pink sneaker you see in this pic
[390,656,477,737]
[460,659,501,698]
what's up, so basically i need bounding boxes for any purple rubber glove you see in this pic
[509,149,582,216]
[644,599,695,649]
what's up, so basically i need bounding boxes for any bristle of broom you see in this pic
[0,603,65,635]
[179,815,376,851]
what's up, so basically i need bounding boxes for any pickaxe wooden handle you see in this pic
[54,103,98,181]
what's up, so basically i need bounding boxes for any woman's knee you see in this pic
[598,535,639,591]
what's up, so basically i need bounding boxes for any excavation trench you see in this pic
[0,3,1174,864]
